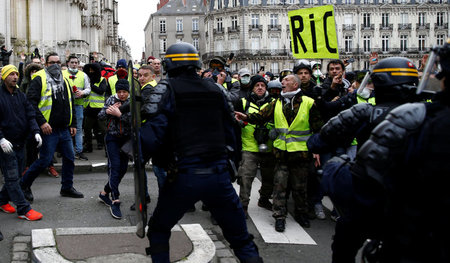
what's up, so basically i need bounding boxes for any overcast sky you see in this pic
[117,0,157,61]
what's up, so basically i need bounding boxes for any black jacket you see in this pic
[98,94,131,138]
[26,73,77,128]
[0,82,40,147]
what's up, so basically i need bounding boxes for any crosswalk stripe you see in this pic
[233,179,316,245]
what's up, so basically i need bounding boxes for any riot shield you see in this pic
[128,61,147,238]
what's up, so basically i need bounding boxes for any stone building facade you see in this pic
[144,0,206,61]
[203,0,449,74]
[0,0,131,65]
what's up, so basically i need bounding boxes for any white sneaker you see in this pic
[314,203,326,220]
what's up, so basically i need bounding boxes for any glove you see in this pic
[35,134,42,148]
[0,138,14,154]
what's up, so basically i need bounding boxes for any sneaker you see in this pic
[21,186,34,202]
[110,201,122,219]
[314,203,326,220]
[18,209,43,221]
[60,187,84,198]
[47,166,59,178]
[0,203,16,214]
[257,198,273,211]
[98,193,112,207]
[75,152,88,161]
[275,218,286,232]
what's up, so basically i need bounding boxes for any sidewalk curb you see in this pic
[31,225,215,263]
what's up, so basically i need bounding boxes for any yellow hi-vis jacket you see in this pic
[33,69,73,126]
[273,96,314,152]
[62,70,85,106]
[241,98,274,152]
[84,77,105,108]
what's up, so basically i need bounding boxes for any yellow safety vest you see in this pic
[108,74,118,95]
[84,77,105,108]
[32,69,73,126]
[356,95,376,105]
[62,70,85,106]
[223,78,239,90]
[273,96,314,152]
[241,98,274,152]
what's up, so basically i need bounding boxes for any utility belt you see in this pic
[178,166,228,175]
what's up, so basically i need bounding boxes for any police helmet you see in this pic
[371,57,419,88]
[162,42,201,72]
[268,80,282,90]
[371,57,419,103]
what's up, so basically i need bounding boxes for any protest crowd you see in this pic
[0,36,449,263]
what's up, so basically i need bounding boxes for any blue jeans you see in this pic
[74,105,84,154]
[104,134,129,200]
[21,128,75,191]
[0,147,31,215]
[147,160,260,263]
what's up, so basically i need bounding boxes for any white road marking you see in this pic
[233,179,316,245]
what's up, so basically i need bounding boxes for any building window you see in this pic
[232,0,238,7]
[176,19,183,32]
[417,0,424,3]
[231,16,238,30]
[344,35,352,52]
[270,37,279,51]
[381,35,389,52]
[217,0,222,8]
[382,13,389,27]
[437,12,445,26]
[437,34,445,46]
[251,0,258,4]
[418,35,426,51]
[344,0,351,4]
[400,35,408,52]
[363,35,370,52]
[251,36,260,51]
[363,0,370,4]
[418,13,425,26]
[159,19,166,33]
[252,62,260,74]
[400,0,407,3]
[268,0,277,4]
[160,38,167,53]
[401,13,408,24]
[176,38,182,43]
[192,18,199,31]
[363,13,370,28]
[270,14,278,27]
[271,62,279,74]
[344,14,352,25]
[251,14,259,28]
[217,18,223,32]
[193,38,199,51]
[231,39,238,51]
[308,0,314,4]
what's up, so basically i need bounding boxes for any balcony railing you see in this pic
[268,24,282,31]
[159,30,167,35]
[361,24,375,30]
[249,25,263,32]
[342,24,356,31]
[379,23,393,30]
[398,23,412,30]
[213,28,225,35]
[416,23,430,30]
[202,49,293,61]
[227,26,240,33]
[435,23,448,29]
[192,29,200,34]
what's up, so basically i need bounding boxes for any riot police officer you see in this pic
[140,42,262,263]
[307,57,421,263]
[352,40,450,262]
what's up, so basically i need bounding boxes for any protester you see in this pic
[21,52,84,201]
[0,65,43,221]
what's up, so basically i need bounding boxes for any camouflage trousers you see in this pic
[272,151,311,219]
[238,151,275,207]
